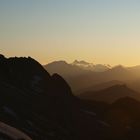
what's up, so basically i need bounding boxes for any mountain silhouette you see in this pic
[45,61,140,93]
[44,60,88,77]
[77,80,124,94]
[79,84,140,103]
[0,55,112,140]
[45,60,110,76]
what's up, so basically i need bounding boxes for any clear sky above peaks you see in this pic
[1,0,140,66]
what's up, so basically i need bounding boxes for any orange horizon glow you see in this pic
[1,0,140,67]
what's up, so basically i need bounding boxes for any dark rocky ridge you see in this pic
[0,55,109,140]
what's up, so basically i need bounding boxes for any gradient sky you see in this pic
[1,0,140,66]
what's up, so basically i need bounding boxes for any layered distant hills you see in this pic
[79,84,140,103]
[44,60,140,94]
[45,60,111,76]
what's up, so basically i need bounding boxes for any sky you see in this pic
[1,0,140,66]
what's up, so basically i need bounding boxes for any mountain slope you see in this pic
[45,61,137,93]
[77,80,124,94]
[44,60,88,77]
[79,85,140,103]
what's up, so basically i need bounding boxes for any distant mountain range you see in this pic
[78,80,124,93]
[45,60,111,76]
[79,84,140,103]
[72,60,111,72]
[44,60,140,93]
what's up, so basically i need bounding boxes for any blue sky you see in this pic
[1,0,140,65]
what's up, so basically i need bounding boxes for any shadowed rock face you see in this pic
[0,55,71,139]
[0,55,51,93]
[51,73,73,97]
